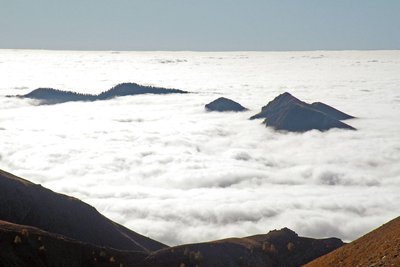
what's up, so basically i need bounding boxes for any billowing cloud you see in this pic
[0,50,400,246]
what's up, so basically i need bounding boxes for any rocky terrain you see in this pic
[250,92,355,132]
[12,82,188,104]
[305,217,400,267]
[205,97,247,112]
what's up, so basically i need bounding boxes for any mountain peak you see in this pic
[250,92,355,132]
[205,97,248,112]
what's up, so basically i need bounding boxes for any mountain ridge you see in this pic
[10,82,188,104]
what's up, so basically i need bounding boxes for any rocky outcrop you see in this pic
[250,92,355,132]
[142,227,344,267]
[205,97,247,112]
[0,169,166,252]
[12,82,188,104]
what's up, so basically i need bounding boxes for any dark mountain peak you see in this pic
[12,82,188,104]
[265,92,302,106]
[205,97,248,112]
[251,92,304,120]
[273,92,297,101]
[250,92,356,132]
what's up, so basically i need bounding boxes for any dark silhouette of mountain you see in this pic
[205,97,248,112]
[250,92,355,132]
[97,83,188,100]
[20,88,97,104]
[310,102,354,120]
[142,228,344,267]
[250,92,305,120]
[0,169,166,252]
[305,217,400,267]
[12,82,188,104]
[0,220,147,267]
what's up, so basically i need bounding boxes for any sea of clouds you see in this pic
[0,50,400,245]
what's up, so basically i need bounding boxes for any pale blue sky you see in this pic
[1,0,399,51]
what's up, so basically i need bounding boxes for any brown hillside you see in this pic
[0,169,166,252]
[305,217,400,267]
[142,227,344,267]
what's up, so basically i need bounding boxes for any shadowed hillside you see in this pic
[142,228,344,267]
[11,82,188,104]
[0,169,166,252]
[0,220,147,267]
[305,217,400,267]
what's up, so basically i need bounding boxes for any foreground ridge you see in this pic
[305,216,400,267]
[0,220,148,267]
[0,169,166,252]
[142,227,344,267]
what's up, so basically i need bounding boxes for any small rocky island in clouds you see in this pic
[251,92,355,132]
[11,82,188,105]
[205,97,248,112]
[205,92,355,133]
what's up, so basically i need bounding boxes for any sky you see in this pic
[1,0,400,51]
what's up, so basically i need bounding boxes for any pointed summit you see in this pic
[250,92,355,132]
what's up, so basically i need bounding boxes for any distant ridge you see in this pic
[10,82,188,104]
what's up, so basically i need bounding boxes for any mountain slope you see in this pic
[305,217,400,267]
[0,169,166,252]
[0,220,147,267]
[142,228,344,267]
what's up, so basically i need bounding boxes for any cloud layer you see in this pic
[1,50,400,245]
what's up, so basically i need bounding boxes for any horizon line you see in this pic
[1,48,400,53]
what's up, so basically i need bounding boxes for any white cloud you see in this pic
[0,50,400,246]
